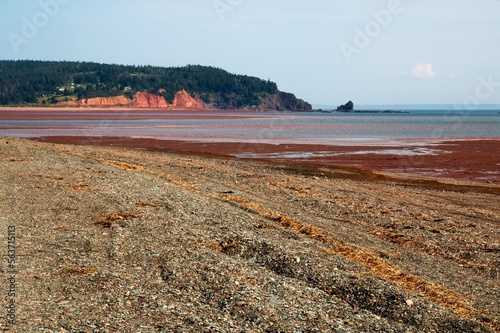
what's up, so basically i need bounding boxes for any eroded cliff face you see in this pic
[132,92,170,108]
[59,90,206,110]
[201,91,312,111]
[259,91,312,111]
[172,90,205,109]
[58,89,310,111]
[62,96,131,107]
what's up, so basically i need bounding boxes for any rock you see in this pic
[259,91,312,111]
[337,101,354,111]
[65,96,131,107]
[171,90,205,110]
[58,88,311,111]
[132,92,170,108]
[59,90,206,110]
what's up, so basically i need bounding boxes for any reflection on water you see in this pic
[235,147,452,159]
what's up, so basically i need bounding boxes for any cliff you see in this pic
[0,60,312,111]
[63,96,131,107]
[259,91,312,111]
[60,90,206,110]
[58,90,311,111]
[171,90,205,109]
[132,92,171,108]
[1,61,312,111]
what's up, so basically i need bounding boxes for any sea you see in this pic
[0,109,498,146]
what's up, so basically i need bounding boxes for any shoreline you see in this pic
[0,106,213,112]
[31,135,500,185]
[1,108,498,184]
[1,136,498,331]
[0,106,409,114]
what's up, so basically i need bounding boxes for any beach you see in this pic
[0,136,498,332]
[1,2,499,330]
[33,136,500,185]
[1,108,499,185]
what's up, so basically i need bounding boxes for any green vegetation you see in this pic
[0,60,278,107]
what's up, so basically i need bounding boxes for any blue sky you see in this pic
[1,0,499,106]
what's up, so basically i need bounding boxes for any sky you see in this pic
[1,0,499,106]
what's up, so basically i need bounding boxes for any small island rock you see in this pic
[337,101,354,111]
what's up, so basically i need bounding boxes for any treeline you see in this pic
[0,60,278,107]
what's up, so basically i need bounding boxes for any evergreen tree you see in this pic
[0,60,279,108]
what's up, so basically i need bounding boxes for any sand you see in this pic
[2,108,498,184]
[33,136,500,185]
[0,136,498,332]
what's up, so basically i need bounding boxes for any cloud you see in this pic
[411,63,436,79]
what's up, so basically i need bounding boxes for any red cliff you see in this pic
[132,92,170,108]
[62,96,131,107]
[171,90,205,109]
[59,90,206,110]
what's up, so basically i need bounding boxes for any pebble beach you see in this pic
[0,136,498,332]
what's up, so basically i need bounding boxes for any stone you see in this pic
[337,100,354,111]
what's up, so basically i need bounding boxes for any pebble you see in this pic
[3,137,494,332]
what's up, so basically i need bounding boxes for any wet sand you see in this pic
[2,108,498,184]
[33,136,500,184]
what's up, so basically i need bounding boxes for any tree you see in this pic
[0,60,282,109]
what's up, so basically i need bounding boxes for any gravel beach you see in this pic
[0,137,498,332]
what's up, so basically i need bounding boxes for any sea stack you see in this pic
[337,100,354,111]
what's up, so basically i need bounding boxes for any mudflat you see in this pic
[0,137,498,332]
[35,136,500,184]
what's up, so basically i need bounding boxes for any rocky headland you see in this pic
[0,61,312,111]
[58,90,312,111]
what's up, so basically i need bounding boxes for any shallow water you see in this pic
[0,109,498,145]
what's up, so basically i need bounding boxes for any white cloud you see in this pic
[411,63,437,79]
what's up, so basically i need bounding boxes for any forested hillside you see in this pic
[0,60,306,109]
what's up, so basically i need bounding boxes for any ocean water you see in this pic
[0,109,498,145]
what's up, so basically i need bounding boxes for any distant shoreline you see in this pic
[317,109,408,114]
[2,106,498,113]
[0,106,408,114]
[314,104,500,111]
[0,106,212,112]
